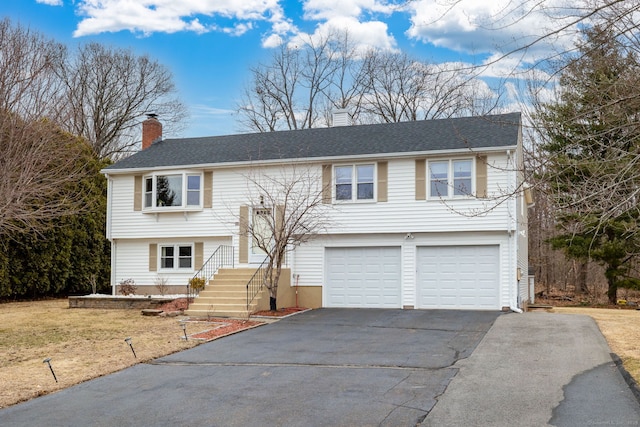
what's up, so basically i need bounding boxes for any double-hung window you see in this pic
[143,172,202,209]
[428,159,473,198]
[159,244,193,270]
[335,164,375,201]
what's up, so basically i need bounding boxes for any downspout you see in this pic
[105,173,117,296]
[506,150,523,313]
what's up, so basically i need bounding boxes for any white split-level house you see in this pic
[102,111,531,315]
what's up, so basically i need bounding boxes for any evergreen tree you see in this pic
[536,26,640,303]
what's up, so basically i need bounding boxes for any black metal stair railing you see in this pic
[246,257,270,310]
[187,245,234,302]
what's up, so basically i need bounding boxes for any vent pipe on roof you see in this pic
[142,113,162,150]
[332,109,349,127]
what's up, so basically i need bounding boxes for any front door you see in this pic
[249,207,272,264]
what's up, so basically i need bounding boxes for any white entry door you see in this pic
[250,207,272,264]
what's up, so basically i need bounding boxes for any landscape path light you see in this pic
[124,337,137,358]
[43,358,58,383]
[180,322,188,340]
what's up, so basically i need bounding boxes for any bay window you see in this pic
[143,172,202,209]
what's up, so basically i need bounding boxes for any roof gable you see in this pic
[105,112,521,172]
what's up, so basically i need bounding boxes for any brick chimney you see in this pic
[142,113,162,150]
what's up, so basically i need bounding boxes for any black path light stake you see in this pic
[124,337,137,358]
[43,358,58,383]
[180,322,188,340]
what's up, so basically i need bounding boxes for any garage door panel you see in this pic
[326,247,401,308]
[417,245,499,310]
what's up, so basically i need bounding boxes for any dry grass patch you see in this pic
[552,307,640,382]
[0,299,201,409]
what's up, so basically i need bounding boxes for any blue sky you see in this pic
[2,0,580,138]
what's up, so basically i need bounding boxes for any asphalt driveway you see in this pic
[0,308,499,427]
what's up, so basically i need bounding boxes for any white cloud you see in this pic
[302,0,395,21]
[289,16,397,54]
[36,0,63,5]
[285,0,400,53]
[405,0,586,64]
[72,0,289,37]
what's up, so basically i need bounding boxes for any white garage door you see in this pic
[417,245,499,310]
[325,247,401,308]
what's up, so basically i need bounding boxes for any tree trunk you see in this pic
[607,275,617,304]
[270,296,277,311]
[578,261,589,294]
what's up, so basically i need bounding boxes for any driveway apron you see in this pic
[0,308,498,427]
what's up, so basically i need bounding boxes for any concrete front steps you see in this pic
[184,268,266,318]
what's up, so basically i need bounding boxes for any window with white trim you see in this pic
[335,164,375,201]
[428,159,473,198]
[143,173,202,209]
[159,244,193,270]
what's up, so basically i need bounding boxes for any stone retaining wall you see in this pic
[68,296,175,309]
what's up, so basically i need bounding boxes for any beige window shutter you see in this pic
[415,159,426,200]
[322,164,332,203]
[134,175,142,211]
[149,243,157,272]
[194,242,204,270]
[275,204,285,235]
[203,172,213,208]
[476,155,488,198]
[377,161,388,202]
[239,205,248,264]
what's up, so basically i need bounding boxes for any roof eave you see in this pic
[100,145,517,175]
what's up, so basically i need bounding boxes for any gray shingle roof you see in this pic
[105,112,521,171]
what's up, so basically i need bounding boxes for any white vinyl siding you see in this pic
[108,155,512,240]
[111,237,231,289]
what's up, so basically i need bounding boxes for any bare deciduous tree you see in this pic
[238,30,502,132]
[0,111,92,237]
[54,42,187,160]
[358,51,502,124]
[0,18,64,120]
[0,19,91,237]
[240,165,332,310]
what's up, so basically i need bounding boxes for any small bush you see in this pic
[188,277,206,292]
[154,275,169,296]
[119,278,137,296]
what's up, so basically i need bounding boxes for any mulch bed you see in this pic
[156,299,309,341]
[252,307,308,317]
[186,319,264,341]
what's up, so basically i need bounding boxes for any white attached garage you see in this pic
[416,245,500,310]
[324,247,402,308]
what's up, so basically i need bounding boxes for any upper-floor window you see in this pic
[429,159,473,198]
[144,173,201,209]
[335,164,375,201]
